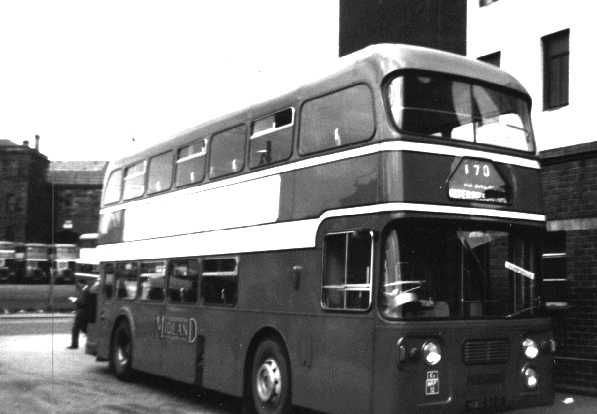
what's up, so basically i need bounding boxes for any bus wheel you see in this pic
[249,339,291,414]
[110,321,134,381]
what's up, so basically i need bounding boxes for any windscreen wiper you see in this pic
[505,305,537,319]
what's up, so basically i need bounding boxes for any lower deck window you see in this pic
[139,261,166,301]
[322,230,373,310]
[168,259,199,303]
[201,257,238,305]
[116,262,138,300]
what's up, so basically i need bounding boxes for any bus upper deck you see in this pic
[98,44,542,260]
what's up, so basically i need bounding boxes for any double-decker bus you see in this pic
[86,44,554,413]
[23,243,51,284]
[51,243,79,284]
[0,241,16,283]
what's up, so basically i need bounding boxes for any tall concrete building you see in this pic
[339,0,466,56]
[467,0,596,395]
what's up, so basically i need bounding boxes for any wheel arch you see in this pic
[242,326,291,398]
[108,309,136,362]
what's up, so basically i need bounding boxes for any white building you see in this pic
[467,0,594,151]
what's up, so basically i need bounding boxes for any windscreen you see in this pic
[381,221,540,320]
[388,72,535,152]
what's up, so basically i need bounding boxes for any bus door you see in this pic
[161,258,201,383]
[134,260,167,376]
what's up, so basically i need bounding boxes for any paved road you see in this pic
[1,314,73,335]
[0,318,595,413]
[0,333,242,414]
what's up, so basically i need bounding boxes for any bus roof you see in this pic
[104,43,529,173]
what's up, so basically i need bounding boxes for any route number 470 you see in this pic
[464,162,491,178]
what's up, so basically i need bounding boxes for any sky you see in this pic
[0,1,339,161]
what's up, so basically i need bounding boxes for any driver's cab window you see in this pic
[381,229,452,319]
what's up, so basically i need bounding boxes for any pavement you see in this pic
[512,394,597,413]
[1,313,596,413]
[0,311,74,319]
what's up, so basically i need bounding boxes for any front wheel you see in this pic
[110,321,134,381]
[249,339,292,414]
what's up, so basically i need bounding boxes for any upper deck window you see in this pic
[147,151,173,194]
[209,125,246,179]
[299,84,375,155]
[103,169,122,205]
[388,72,534,152]
[176,138,207,187]
[249,108,294,169]
[122,161,146,200]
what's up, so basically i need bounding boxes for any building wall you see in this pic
[340,0,466,56]
[467,0,595,151]
[0,143,50,242]
[541,143,597,394]
[52,186,103,242]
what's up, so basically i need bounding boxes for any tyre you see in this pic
[110,320,134,381]
[248,338,292,414]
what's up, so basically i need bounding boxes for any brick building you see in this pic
[47,161,107,243]
[0,137,106,247]
[541,143,597,394]
[0,138,51,242]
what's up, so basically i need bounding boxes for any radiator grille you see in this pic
[463,339,509,365]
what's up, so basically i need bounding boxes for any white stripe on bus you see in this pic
[96,202,545,261]
[100,141,539,214]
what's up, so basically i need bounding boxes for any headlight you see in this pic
[522,365,538,389]
[522,338,539,359]
[422,341,442,366]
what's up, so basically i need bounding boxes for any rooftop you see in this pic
[47,161,107,186]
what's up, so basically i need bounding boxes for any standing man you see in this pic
[68,279,89,349]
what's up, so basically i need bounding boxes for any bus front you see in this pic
[373,69,553,412]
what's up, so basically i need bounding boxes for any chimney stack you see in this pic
[35,135,40,151]
[22,140,29,148]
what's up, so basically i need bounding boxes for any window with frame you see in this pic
[299,84,375,155]
[147,151,173,194]
[115,261,138,300]
[176,138,207,187]
[122,161,146,200]
[168,258,200,303]
[322,230,373,310]
[541,231,568,308]
[478,51,501,67]
[103,169,122,205]
[102,262,115,299]
[543,29,569,110]
[249,108,294,169]
[138,260,166,301]
[201,257,238,306]
[209,125,246,179]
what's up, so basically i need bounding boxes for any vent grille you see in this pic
[463,339,509,365]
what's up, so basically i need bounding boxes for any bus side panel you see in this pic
[237,249,375,414]
[289,315,375,414]
[279,154,380,221]
[198,308,241,395]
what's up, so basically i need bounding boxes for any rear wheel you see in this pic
[110,320,134,380]
[249,339,292,414]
